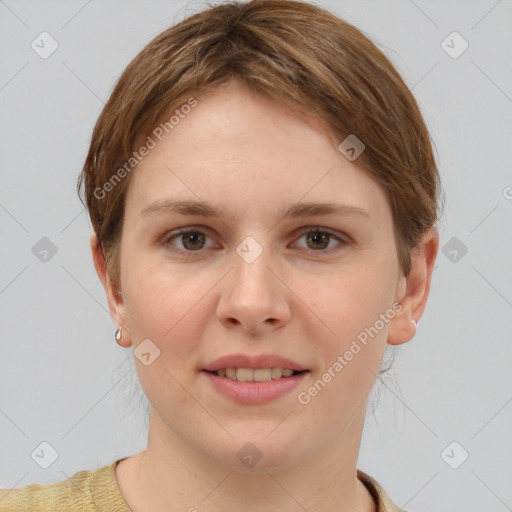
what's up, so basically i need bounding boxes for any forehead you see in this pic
[124,82,392,227]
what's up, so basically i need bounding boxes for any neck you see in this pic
[116,406,376,512]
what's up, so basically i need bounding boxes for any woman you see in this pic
[0,0,440,510]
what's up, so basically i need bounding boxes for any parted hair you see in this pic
[78,0,442,289]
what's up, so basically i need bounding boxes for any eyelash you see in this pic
[162,226,349,255]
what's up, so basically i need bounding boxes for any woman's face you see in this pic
[111,81,413,471]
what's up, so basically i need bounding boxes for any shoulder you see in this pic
[0,460,130,512]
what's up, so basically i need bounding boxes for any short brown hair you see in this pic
[78,0,442,289]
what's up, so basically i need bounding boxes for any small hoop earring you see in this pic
[115,327,122,342]
[411,320,417,328]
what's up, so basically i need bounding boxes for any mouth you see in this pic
[201,354,310,403]
[203,367,308,382]
[201,368,310,404]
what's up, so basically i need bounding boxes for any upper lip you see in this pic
[202,353,308,372]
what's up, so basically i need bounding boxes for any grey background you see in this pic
[1,0,511,510]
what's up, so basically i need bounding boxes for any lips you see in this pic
[202,368,309,404]
[202,353,308,372]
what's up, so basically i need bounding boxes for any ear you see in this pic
[90,231,132,347]
[387,228,439,346]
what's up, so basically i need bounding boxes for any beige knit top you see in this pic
[0,459,403,511]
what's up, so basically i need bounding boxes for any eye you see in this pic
[293,227,348,252]
[163,228,216,252]
[162,226,348,254]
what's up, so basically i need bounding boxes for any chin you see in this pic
[207,433,306,474]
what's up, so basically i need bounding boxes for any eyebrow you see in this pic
[141,199,372,222]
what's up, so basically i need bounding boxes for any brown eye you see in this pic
[295,228,347,252]
[306,231,330,250]
[180,231,206,250]
[164,229,213,252]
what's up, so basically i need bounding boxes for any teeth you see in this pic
[237,368,257,382]
[214,367,298,381]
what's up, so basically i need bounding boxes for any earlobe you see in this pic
[387,228,439,346]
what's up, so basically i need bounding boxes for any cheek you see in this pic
[308,255,397,383]
[122,262,208,410]
[122,258,207,359]
[322,258,396,335]
[295,270,394,419]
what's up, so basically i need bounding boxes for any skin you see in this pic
[91,80,438,512]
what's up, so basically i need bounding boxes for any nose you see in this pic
[216,240,292,334]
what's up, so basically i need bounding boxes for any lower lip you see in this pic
[202,371,309,405]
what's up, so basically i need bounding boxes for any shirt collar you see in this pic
[357,470,402,512]
[91,459,401,512]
